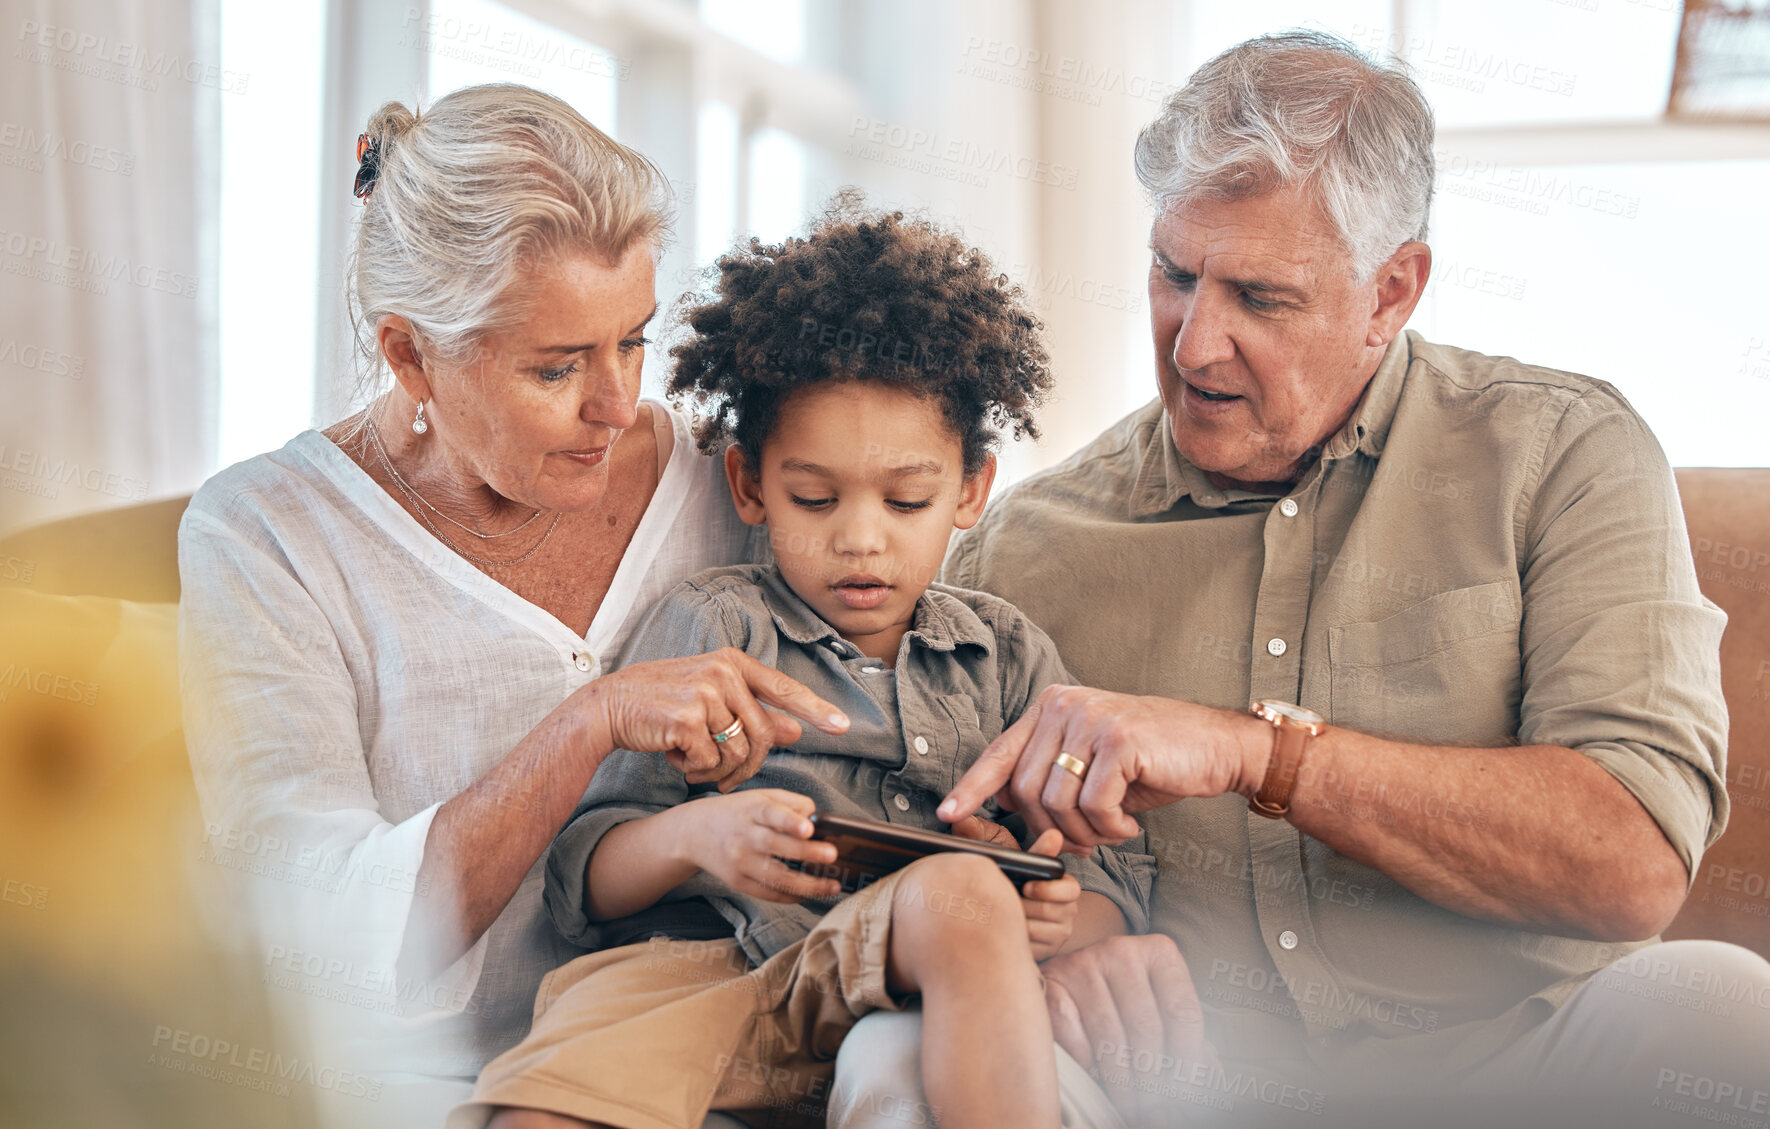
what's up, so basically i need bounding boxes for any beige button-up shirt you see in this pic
[944,331,1727,1064]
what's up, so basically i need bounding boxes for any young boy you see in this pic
[459,204,1153,1129]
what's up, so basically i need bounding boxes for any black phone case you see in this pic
[795,811,1065,894]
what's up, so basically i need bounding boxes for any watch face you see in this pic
[1255,699,1326,726]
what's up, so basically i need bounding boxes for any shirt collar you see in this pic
[1126,333,1414,519]
[1322,330,1412,463]
[754,566,995,656]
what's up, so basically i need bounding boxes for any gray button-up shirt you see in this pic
[544,563,1155,966]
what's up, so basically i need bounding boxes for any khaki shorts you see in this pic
[449,867,911,1129]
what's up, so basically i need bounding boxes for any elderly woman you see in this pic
[179,84,846,1125]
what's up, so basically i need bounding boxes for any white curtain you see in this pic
[0,0,219,536]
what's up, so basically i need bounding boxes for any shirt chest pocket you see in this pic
[921,693,998,795]
[1326,579,1522,746]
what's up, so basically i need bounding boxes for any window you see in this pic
[423,0,618,126]
[747,127,809,247]
[216,0,326,467]
[701,0,807,65]
[1160,0,1768,466]
[1415,157,1770,467]
[206,0,1767,477]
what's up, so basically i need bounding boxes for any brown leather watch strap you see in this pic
[1249,702,1324,819]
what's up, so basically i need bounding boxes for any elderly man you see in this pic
[830,30,1770,1129]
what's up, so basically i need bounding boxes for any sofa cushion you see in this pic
[0,495,189,603]
[0,590,190,991]
[1663,469,1770,959]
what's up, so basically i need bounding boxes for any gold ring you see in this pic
[1055,752,1089,780]
[711,718,744,743]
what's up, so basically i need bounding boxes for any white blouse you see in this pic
[178,402,757,1121]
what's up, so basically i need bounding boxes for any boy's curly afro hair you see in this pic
[667,192,1052,477]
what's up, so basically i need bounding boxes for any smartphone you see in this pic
[796,811,1065,894]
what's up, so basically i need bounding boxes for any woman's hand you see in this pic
[950,818,1078,961]
[684,789,844,904]
[578,647,850,790]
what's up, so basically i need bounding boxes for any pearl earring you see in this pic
[412,400,429,435]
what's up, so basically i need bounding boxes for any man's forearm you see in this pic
[1277,723,1689,940]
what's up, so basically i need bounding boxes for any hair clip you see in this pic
[354,132,381,200]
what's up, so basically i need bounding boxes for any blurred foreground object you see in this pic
[0,498,303,1128]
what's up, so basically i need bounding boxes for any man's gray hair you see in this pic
[1135,30,1435,282]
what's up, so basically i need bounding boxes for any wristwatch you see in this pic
[1248,700,1326,819]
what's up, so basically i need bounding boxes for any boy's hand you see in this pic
[686,789,844,904]
[951,817,1081,960]
[1018,828,1080,961]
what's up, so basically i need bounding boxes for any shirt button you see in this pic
[572,653,591,672]
[913,736,930,755]
[861,665,882,674]
[1278,930,1299,950]
[893,794,911,812]
[1279,497,1299,517]
[1266,638,1287,657]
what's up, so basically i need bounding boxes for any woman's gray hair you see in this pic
[1134,31,1435,282]
[349,83,672,380]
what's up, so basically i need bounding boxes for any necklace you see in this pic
[365,418,545,540]
[363,416,563,568]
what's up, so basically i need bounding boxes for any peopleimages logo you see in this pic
[846,117,1080,191]
[0,663,98,707]
[149,1027,381,1101]
[0,337,84,379]
[398,8,630,81]
[0,229,199,299]
[956,37,1180,106]
[1347,25,1577,97]
[199,823,429,897]
[15,20,249,93]
[1652,1069,1770,1127]
[0,444,149,501]
[0,122,135,175]
[262,944,483,1017]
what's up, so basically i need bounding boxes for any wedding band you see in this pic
[1055,752,1089,780]
[711,718,744,744]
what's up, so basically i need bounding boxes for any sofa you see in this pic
[0,470,1764,1121]
[3,473,1767,947]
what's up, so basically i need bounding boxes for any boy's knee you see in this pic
[906,851,1015,899]
[893,853,1019,934]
